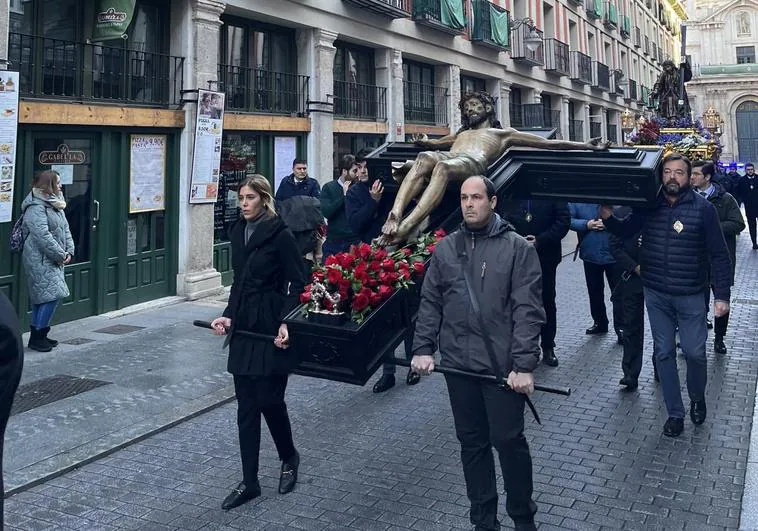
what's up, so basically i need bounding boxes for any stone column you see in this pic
[377,49,405,142]
[437,65,461,132]
[584,104,591,142]
[496,80,511,128]
[176,0,226,300]
[560,96,571,141]
[600,106,609,142]
[533,89,542,104]
[298,29,337,186]
[0,0,9,70]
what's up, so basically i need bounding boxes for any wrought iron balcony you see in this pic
[586,0,603,19]
[218,64,308,115]
[652,42,658,62]
[613,70,625,96]
[569,120,584,141]
[471,0,510,51]
[590,121,602,139]
[659,49,665,63]
[342,0,411,18]
[604,2,618,28]
[644,35,650,55]
[625,79,637,102]
[334,81,387,121]
[511,25,544,66]
[403,81,449,126]
[412,0,467,35]
[544,39,570,76]
[634,26,641,47]
[592,61,611,91]
[640,85,650,106]
[621,16,631,38]
[570,51,593,84]
[8,32,184,107]
[607,123,618,143]
[513,104,561,129]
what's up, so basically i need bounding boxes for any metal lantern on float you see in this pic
[621,109,635,131]
[702,105,722,134]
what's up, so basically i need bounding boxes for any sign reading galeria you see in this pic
[92,0,136,42]
[0,72,20,224]
[189,89,225,204]
[130,135,166,213]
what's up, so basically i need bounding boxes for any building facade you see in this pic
[0,0,684,325]
[686,0,758,164]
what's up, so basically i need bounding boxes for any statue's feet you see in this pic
[382,212,401,237]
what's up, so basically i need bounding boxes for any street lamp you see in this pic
[511,18,542,52]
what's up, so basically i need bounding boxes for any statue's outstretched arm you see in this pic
[501,130,608,151]
[414,132,457,150]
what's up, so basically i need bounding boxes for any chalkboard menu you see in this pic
[214,134,258,242]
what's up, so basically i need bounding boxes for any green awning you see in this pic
[441,0,466,29]
[489,4,510,47]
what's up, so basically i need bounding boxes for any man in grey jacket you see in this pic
[411,176,545,531]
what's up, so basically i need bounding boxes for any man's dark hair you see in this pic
[338,154,356,173]
[747,162,755,169]
[692,160,714,179]
[292,158,307,167]
[662,152,692,177]
[467,175,496,199]
[355,149,370,165]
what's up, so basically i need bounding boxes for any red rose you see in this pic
[338,290,349,304]
[374,248,388,261]
[359,287,372,299]
[358,243,373,260]
[299,291,312,303]
[379,271,391,284]
[378,284,393,300]
[434,229,447,239]
[337,253,355,270]
[352,293,370,311]
[312,270,325,282]
[388,271,400,283]
[399,268,410,281]
[324,255,339,267]
[401,247,412,257]
[369,292,383,307]
[327,267,343,285]
[367,278,378,287]
[413,262,425,275]
[380,258,396,271]
[368,260,382,272]
[338,278,351,292]
[427,243,437,254]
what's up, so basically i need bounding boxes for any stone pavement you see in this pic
[5,232,758,530]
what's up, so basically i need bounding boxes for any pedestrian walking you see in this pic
[0,292,23,526]
[412,176,544,531]
[601,153,732,437]
[320,154,360,259]
[737,163,757,249]
[691,160,744,354]
[500,199,570,366]
[209,175,305,509]
[20,170,74,352]
[569,202,623,343]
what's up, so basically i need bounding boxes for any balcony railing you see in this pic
[8,32,184,106]
[644,35,650,55]
[640,85,650,106]
[652,42,658,62]
[513,104,561,129]
[334,81,387,121]
[570,51,593,84]
[613,70,625,96]
[471,0,510,51]
[590,121,602,139]
[342,0,411,17]
[586,0,603,18]
[604,2,618,27]
[569,120,584,141]
[626,79,637,102]
[621,15,631,38]
[218,64,308,115]
[412,0,467,35]
[544,39,570,76]
[511,25,544,66]
[607,123,618,143]
[404,81,449,125]
[659,49,665,63]
[592,61,611,91]
[634,26,641,47]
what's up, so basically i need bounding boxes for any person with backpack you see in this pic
[19,170,74,352]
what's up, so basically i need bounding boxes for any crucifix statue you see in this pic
[379,91,610,245]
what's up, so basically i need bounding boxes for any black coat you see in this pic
[223,215,306,376]
[498,199,570,265]
[706,183,744,281]
[737,176,758,215]
[0,292,23,518]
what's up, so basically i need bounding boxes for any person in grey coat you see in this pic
[20,170,74,352]
[411,176,545,531]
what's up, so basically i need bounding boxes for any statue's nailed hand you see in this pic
[586,137,612,151]
[411,133,430,147]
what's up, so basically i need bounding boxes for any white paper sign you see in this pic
[0,72,20,223]
[274,137,298,193]
[189,90,225,203]
[52,164,74,185]
[130,135,166,213]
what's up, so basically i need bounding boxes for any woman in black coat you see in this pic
[210,174,306,510]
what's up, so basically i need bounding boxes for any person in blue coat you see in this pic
[569,202,622,342]
[274,159,320,201]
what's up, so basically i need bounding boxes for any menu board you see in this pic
[0,72,20,223]
[273,136,297,193]
[189,89,225,203]
[129,134,166,213]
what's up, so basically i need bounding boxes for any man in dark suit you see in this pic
[0,293,23,524]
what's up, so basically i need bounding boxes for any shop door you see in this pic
[28,134,100,323]
[736,101,758,164]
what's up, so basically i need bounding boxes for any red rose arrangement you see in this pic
[300,229,446,324]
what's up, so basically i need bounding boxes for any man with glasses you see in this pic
[600,153,732,437]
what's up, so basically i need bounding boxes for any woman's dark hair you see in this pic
[33,170,61,196]
[662,152,692,177]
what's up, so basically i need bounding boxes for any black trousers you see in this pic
[539,259,558,350]
[583,261,623,332]
[445,374,537,530]
[704,289,730,339]
[747,212,758,245]
[233,374,296,486]
[619,279,645,382]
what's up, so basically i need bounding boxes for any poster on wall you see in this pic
[129,134,166,213]
[0,72,20,224]
[273,137,298,193]
[189,90,225,204]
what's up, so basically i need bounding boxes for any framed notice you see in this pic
[0,72,20,223]
[129,134,166,213]
[273,137,298,193]
[189,89,225,204]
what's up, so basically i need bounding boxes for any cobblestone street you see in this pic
[5,233,758,530]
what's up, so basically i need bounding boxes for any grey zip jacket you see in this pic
[413,213,545,374]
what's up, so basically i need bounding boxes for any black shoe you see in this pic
[753,243,758,250]
[585,323,609,335]
[542,348,559,367]
[514,521,537,531]
[714,338,727,355]
[406,369,420,386]
[690,400,707,425]
[40,326,58,348]
[27,326,52,353]
[663,417,684,437]
[706,318,713,330]
[222,481,261,510]
[279,451,299,494]
[618,377,638,391]
[373,374,395,393]
[616,330,624,345]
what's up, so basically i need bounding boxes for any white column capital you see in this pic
[192,0,225,26]
[314,29,338,50]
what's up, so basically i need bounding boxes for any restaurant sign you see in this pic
[38,144,86,165]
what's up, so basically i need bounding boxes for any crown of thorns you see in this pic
[459,91,496,112]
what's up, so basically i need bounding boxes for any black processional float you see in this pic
[195,141,664,415]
